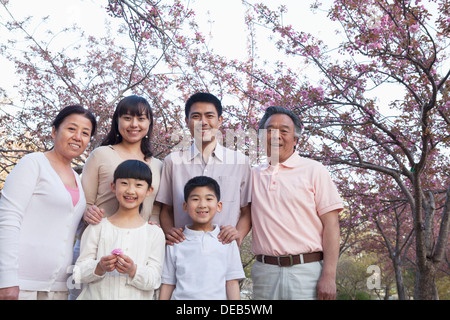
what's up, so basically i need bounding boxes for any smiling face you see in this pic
[117,111,151,145]
[185,102,223,147]
[111,178,153,212]
[183,186,222,231]
[51,113,93,161]
[264,113,299,164]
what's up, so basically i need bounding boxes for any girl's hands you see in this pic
[115,254,137,278]
[96,254,117,275]
[96,254,137,278]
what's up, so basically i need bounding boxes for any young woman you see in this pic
[81,95,163,225]
[0,105,97,300]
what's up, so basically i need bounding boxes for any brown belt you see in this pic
[256,252,323,267]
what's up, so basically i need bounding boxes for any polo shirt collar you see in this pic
[261,152,301,171]
[280,152,302,168]
[184,225,220,240]
[188,142,225,162]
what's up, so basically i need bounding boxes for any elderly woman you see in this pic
[0,105,97,300]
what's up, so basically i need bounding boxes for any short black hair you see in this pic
[52,105,97,138]
[183,176,221,202]
[185,92,223,118]
[113,159,152,188]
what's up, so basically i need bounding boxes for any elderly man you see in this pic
[251,106,343,300]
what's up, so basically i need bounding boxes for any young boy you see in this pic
[159,176,245,300]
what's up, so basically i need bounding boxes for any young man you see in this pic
[156,92,252,246]
[251,106,343,300]
[159,176,245,300]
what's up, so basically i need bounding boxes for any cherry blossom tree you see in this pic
[231,0,449,300]
[124,0,449,299]
[111,0,448,299]
[1,0,448,299]
[0,1,189,175]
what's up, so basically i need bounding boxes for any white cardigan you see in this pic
[0,152,86,291]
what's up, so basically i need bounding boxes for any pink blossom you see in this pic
[111,248,123,256]
[409,24,420,33]
[368,42,382,50]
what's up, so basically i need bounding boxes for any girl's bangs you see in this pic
[114,160,152,186]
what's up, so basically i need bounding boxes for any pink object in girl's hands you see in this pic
[111,248,123,255]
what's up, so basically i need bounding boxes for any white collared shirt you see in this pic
[161,225,245,300]
[156,143,251,228]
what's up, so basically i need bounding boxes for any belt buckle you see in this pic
[277,255,294,266]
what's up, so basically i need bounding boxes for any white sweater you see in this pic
[0,152,86,291]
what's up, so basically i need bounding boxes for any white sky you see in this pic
[5,0,447,116]
[0,0,340,103]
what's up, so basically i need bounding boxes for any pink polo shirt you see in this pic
[251,152,343,256]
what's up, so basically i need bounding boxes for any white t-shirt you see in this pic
[161,225,245,300]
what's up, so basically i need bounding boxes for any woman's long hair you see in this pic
[101,95,154,160]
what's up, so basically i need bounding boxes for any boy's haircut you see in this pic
[183,176,221,202]
[185,92,223,118]
[113,159,153,187]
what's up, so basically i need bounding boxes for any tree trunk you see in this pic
[412,177,441,300]
[393,258,407,300]
[414,262,438,300]
[383,285,391,300]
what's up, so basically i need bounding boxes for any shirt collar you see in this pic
[280,152,302,168]
[261,152,301,171]
[188,142,225,162]
[184,225,220,239]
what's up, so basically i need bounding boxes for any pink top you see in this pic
[65,185,80,207]
[251,152,343,256]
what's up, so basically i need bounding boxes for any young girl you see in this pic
[74,160,165,300]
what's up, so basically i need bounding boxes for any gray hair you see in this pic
[258,106,303,137]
